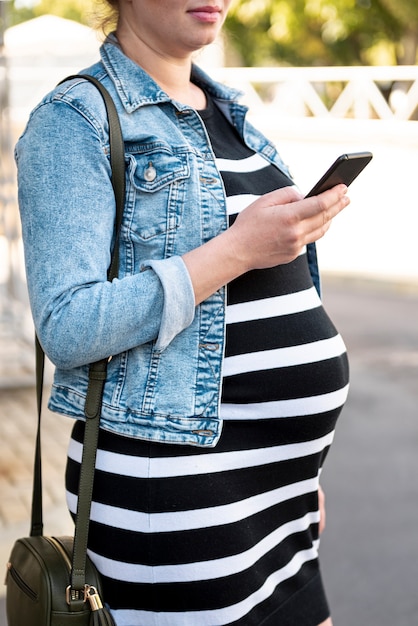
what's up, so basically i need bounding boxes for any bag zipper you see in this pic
[46,537,105,611]
[6,562,38,602]
[46,537,84,606]
[6,537,71,602]
[45,537,72,572]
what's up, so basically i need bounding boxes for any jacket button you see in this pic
[144,163,156,182]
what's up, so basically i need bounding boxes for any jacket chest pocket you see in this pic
[125,149,190,241]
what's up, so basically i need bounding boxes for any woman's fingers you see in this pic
[231,184,350,271]
[182,184,350,304]
[303,185,350,243]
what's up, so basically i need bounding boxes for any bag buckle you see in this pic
[86,585,104,611]
[65,584,89,605]
[65,584,104,611]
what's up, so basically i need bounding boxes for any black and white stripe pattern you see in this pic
[205,103,349,422]
[66,415,333,625]
[64,96,348,625]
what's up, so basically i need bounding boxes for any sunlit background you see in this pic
[0,2,417,625]
[1,0,418,349]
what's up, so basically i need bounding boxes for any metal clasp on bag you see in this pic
[66,584,89,605]
[65,584,104,611]
[86,585,104,611]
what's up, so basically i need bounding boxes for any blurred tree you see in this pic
[8,0,97,27]
[224,0,405,66]
[5,0,418,66]
[32,0,96,23]
[377,0,418,63]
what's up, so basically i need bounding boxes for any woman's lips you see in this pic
[188,6,222,22]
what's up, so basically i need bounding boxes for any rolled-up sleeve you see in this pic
[143,256,196,351]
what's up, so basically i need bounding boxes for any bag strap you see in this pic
[30,74,125,599]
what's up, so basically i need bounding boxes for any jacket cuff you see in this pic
[143,256,196,351]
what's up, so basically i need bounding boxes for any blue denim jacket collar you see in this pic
[101,34,243,113]
[100,37,287,169]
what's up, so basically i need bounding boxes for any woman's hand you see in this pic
[182,184,349,305]
[228,184,349,272]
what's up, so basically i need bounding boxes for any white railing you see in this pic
[6,64,418,126]
[2,63,418,383]
[4,64,418,122]
[212,65,418,121]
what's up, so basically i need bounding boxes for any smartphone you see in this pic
[305,151,373,198]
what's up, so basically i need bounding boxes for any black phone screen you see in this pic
[305,152,373,198]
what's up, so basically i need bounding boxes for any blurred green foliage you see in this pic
[5,0,418,66]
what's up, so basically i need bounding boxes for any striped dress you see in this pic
[65,94,349,626]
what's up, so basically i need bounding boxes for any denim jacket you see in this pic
[16,39,320,447]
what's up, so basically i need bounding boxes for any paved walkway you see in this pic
[0,386,73,531]
[1,276,418,626]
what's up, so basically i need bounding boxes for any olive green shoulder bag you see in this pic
[5,75,125,626]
